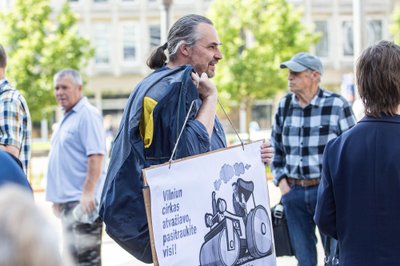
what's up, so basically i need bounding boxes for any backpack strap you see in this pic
[281,93,292,126]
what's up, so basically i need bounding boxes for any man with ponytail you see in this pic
[100,14,274,263]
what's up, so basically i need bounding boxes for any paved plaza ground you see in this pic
[35,181,324,266]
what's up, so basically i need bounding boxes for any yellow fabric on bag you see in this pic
[140,96,157,148]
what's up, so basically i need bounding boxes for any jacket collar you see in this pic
[293,87,326,108]
[63,96,86,114]
[310,88,329,107]
[359,114,400,124]
[71,96,86,113]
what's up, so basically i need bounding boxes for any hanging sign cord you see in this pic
[217,98,244,150]
[169,97,245,169]
[169,100,196,168]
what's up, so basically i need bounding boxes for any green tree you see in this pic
[390,7,400,44]
[208,0,319,131]
[0,0,93,121]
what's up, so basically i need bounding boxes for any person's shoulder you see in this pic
[320,88,351,106]
[146,65,192,100]
[325,130,343,153]
[1,83,23,101]
[81,100,102,119]
[158,65,190,83]
[327,121,357,148]
[320,87,344,99]
[1,84,29,109]
[0,150,31,191]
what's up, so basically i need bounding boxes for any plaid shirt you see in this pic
[0,79,31,174]
[271,88,356,186]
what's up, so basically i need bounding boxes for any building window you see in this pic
[367,20,382,46]
[94,24,111,65]
[314,20,329,58]
[149,25,161,49]
[342,21,353,56]
[122,24,138,64]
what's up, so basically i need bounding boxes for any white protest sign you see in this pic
[143,141,277,266]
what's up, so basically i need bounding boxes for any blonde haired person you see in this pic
[0,184,72,266]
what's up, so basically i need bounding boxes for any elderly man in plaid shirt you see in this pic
[0,44,31,175]
[271,52,356,266]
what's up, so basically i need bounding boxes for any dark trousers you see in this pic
[60,201,103,266]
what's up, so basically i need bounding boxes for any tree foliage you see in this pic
[390,7,400,44]
[208,0,319,117]
[0,0,93,121]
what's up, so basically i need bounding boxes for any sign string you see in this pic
[169,98,244,169]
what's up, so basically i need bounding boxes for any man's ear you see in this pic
[179,43,191,57]
[311,71,320,80]
[314,72,322,83]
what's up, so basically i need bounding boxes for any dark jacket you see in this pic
[100,65,226,262]
[315,115,400,265]
[0,150,32,191]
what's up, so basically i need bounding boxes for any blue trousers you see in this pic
[282,183,336,266]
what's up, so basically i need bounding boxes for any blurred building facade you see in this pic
[0,0,399,134]
[292,0,397,100]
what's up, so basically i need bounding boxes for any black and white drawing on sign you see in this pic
[199,162,273,266]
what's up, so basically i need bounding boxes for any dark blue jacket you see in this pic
[100,65,226,262]
[315,115,400,265]
[0,150,32,191]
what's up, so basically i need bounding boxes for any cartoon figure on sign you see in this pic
[199,178,273,266]
[232,182,247,220]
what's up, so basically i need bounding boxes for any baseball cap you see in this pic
[280,52,324,75]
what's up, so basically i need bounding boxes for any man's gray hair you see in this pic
[53,69,82,86]
[147,14,213,69]
[167,14,213,61]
